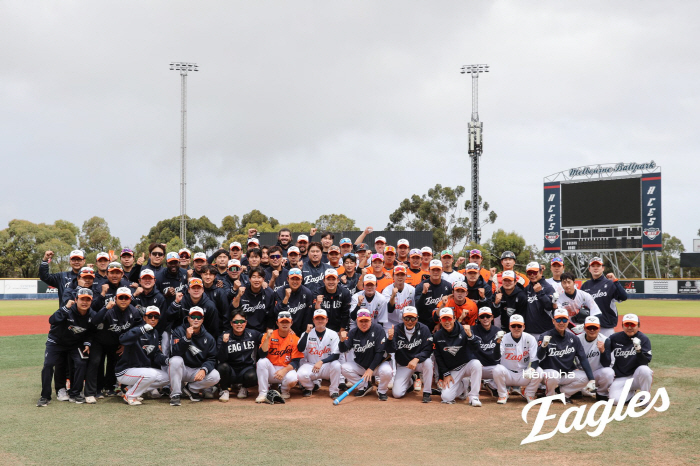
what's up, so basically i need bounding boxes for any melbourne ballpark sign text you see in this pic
[568,161,656,178]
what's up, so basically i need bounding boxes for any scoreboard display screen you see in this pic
[561,177,641,227]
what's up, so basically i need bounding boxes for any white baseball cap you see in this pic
[421,246,433,255]
[193,252,207,261]
[584,316,600,327]
[70,250,85,259]
[553,308,569,319]
[429,259,442,270]
[478,307,492,316]
[313,309,328,318]
[364,274,377,283]
[397,239,410,247]
[439,308,454,319]
[96,252,110,261]
[140,269,155,279]
[297,235,309,243]
[502,270,516,281]
[526,262,540,272]
[622,313,639,325]
[145,305,160,315]
[402,306,418,317]
[509,314,525,325]
[247,238,260,245]
[324,268,338,278]
[228,259,241,268]
[288,246,300,254]
[179,248,192,256]
[374,236,387,244]
[229,242,242,250]
[116,287,132,298]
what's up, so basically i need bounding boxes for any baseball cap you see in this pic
[551,257,564,265]
[453,281,467,291]
[120,248,134,257]
[228,259,241,268]
[145,305,160,316]
[501,251,516,260]
[339,238,352,246]
[364,274,377,284]
[328,245,341,253]
[374,236,387,244]
[409,248,421,257]
[189,306,204,316]
[469,249,482,258]
[402,306,418,317]
[526,262,540,272]
[230,242,242,250]
[116,287,132,298]
[622,313,639,325]
[478,307,492,316]
[288,268,302,278]
[277,311,292,323]
[76,287,93,298]
[384,246,396,254]
[179,248,192,257]
[589,257,603,265]
[108,262,123,272]
[465,263,479,272]
[69,250,84,259]
[429,259,442,270]
[96,252,110,261]
[166,252,180,263]
[509,314,525,325]
[584,316,601,327]
[370,253,384,262]
[193,252,207,261]
[439,308,454,319]
[553,308,569,319]
[287,246,300,254]
[324,268,338,278]
[356,309,372,321]
[247,238,260,246]
[140,269,155,279]
[189,277,203,288]
[297,235,309,243]
[441,249,453,258]
[313,309,328,318]
[397,239,410,248]
[393,265,407,275]
[502,270,516,281]
[421,246,433,255]
[79,267,95,277]
[355,243,369,252]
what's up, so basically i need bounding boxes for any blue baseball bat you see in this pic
[333,379,364,405]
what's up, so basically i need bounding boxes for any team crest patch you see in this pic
[545,233,560,244]
[643,228,660,240]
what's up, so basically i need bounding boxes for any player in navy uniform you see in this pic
[605,313,653,405]
[273,268,315,336]
[216,312,262,401]
[580,257,628,337]
[414,260,452,329]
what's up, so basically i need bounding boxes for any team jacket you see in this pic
[524,280,555,334]
[39,261,79,305]
[265,267,290,294]
[605,330,652,378]
[223,274,250,300]
[495,287,527,330]
[387,322,433,366]
[339,272,361,295]
[414,279,453,328]
[338,322,387,370]
[155,267,188,306]
[273,284,315,336]
[127,261,163,283]
[93,272,109,287]
[580,276,628,328]
[166,292,220,337]
[259,330,304,369]
[233,286,275,333]
[577,332,611,372]
[297,328,341,364]
[170,324,217,373]
[92,278,133,311]
[133,288,169,332]
[464,274,494,309]
[315,285,352,332]
[301,261,332,292]
[470,322,502,367]
[537,329,594,380]
[46,304,96,348]
[382,283,416,327]
[62,281,103,309]
[93,304,143,346]
[350,292,389,330]
[433,324,480,377]
[115,324,169,376]
[203,285,232,334]
[216,328,262,367]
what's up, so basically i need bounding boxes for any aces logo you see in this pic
[545,233,560,244]
[643,228,660,240]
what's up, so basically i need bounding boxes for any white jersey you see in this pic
[350,291,389,330]
[577,332,607,372]
[381,283,416,327]
[302,328,340,364]
[557,289,601,318]
[499,332,539,372]
[545,278,564,295]
[441,270,463,286]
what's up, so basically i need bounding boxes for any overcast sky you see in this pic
[2,1,698,252]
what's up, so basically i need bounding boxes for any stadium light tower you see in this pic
[461,64,488,244]
[169,62,198,245]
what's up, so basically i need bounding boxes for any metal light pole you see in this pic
[169,62,198,245]
[461,64,488,244]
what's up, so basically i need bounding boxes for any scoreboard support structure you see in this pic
[543,161,662,279]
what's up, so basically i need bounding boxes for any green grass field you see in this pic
[1,300,699,464]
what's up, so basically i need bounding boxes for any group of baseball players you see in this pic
[36,227,654,408]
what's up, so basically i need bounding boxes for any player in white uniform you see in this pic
[350,274,389,332]
[492,314,542,404]
[556,273,601,334]
[381,265,416,389]
[440,250,463,285]
[576,315,614,400]
[545,257,565,296]
[296,309,342,399]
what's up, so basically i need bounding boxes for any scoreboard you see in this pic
[543,162,662,253]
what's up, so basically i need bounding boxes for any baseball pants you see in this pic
[168,356,220,396]
[117,368,169,400]
[609,366,653,404]
[393,359,434,398]
[41,343,87,400]
[599,328,615,338]
[161,330,171,358]
[217,363,257,389]
[297,361,341,393]
[85,340,117,396]
[256,358,298,396]
[544,369,589,397]
[493,365,541,398]
[441,359,483,403]
[341,360,392,394]
[592,367,615,396]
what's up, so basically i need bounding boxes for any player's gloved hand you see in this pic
[571,324,584,335]
[552,292,559,304]
[632,337,642,352]
[542,335,551,348]
[517,276,525,286]
[495,330,505,342]
[143,324,153,331]
[586,380,596,392]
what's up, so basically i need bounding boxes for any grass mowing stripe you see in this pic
[0,300,58,316]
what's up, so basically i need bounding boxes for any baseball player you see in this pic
[577,316,614,401]
[339,253,361,294]
[457,248,491,282]
[605,313,653,405]
[37,288,96,407]
[492,314,541,404]
[156,252,188,307]
[493,251,529,289]
[296,309,342,399]
[440,250,462,285]
[273,268,316,336]
[350,274,389,331]
[405,249,429,287]
[216,312,262,401]
[39,249,85,305]
[338,309,392,400]
[255,311,303,402]
[494,270,527,330]
[537,309,596,404]
[523,262,556,340]
[556,272,601,330]
[433,308,483,406]
[580,257,628,337]
[433,281,479,328]
[301,242,332,291]
[386,306,434,403]
[168,307,221,405]
[382,265,415,329]
[545,257,565,293]
[115,306,170,406]
[414,260,452,329]
[461,262,494,310]
[362,254,393,293]
[469,307,502,395]
[231,267,275,333]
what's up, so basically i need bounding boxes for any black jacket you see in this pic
[387,322,433,366]
[171,324,217,374]
[273,284,315,336]
[433,324,480,378]
[46,304,96,348]
[115,324,168,375]
[216,329,262,367]
[338,322,387,370]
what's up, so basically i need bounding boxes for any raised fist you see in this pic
[143,324,153,332]
[357,295,364,306]
[186,326,194,339]
[285,288,292,299]
[223,333,230,343]
[464,325,472,337]
[597,340,605,352]
[272,270,279,279]
[478,288,485,298]
[106,298,115,310]
[364,226,373,235]
[175,292,183,303]
[339,330,348,341]
[101,283,109,295]
[388,325,394,340]
[43,251,54,262]
[542,335,551,347]
[309,227,317,237]
[187,269,193,278]
[306,324,314,334]
[422,283,430,295]
[248,228,258,238]
[606,273,617,281]
[455,257,466,267]
[533,283,542,293]
[632,337,641,352]
[239,287,246,296]
[340,275,347,284]
[65,300,75,309]
[494,293,502,305]
[234,280,241,290]
[392,287,398,297]
[495,330,505,342]
[134,287,143,297]
[266,329,274,337]
[316,295,324,304]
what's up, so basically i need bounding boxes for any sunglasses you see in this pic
[145,314,160,319]
[440,317,454,322]
[554,318,568,323]
[623,323,637,328]
[232,319,246,325]
[526,271,538,275]
[179,254,190,259]
[189,315,203,320]
[403,317,417,322]
[270,255,282,259]
[228,267,240,272]
[510,324,523,329]
[478,315,492,319]
[151,252,164,257]
[585,326,599,331]
[116,296,131,301]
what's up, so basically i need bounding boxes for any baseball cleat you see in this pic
[330,392,340,400]
[595,393,609,402]
[149,389,162,399]
[354,386,373,397]
[302,389,313,397]
[441,400,456,404]
[378,392,388,401]
[125,398,142,406]
[525,396,537,403]
[105,389,118,397]
[255,394,267,403]
[414,377,422,392]
[469,398,482,407]
[219,390,229,402]
[74,395,86,404]
[183,384,202,402]
[84,396,97,404]
[56,388,69,402]
[97,392,105,399]
[237,387,248,399]
[497,395,508,404]
[313,382,321,392]
[422,392,432,403]
[280,391,291,400]
[170,395,181,406]
[338,382,348,391]
[36,397,50,407]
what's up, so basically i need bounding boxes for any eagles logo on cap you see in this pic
[189,306,204,316]
[364,274,377,284]
[166,252,180,262]
[287,246,300,254]
[193,252,207,261]
[502,270,516,281]
[79,267,95,277]
[509,314,525,325]
[553,308,568,319]
[429,259,442,270]
[145,305,160,315]
[421,246,433,255]
[140,268,155,278]
[324,268,338,278]
[228,259,241,268]
[526,262,540,272]
[69,250,84,259]
[108,262,123,272]
[439,308,454,319]
[402,306,418,317]
[397,239,410,247]
[374,236,387,244]
[296,235,309,243]
[313,309,328,318]
[277,311,292,323]
[96,252,110,261]
[230,242,242,250]
[189,278,203,287]
[478,307,492,316]
[584,316,600,327]
[116,287,132,298]
[247,238,260,245]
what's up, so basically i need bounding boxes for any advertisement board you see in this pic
[619,280,645,294]
[3,280,38,294]
[678,281,700,295]
[644,280,678,295]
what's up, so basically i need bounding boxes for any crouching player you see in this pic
[470,307,503,396]
[386,306,434,403]
[255,311,303,402]
[296,309,342,399]
[216,312,262,402]
[577,316,614,401]
[492,314,541,404]
[606,313,653,405]
[115,306,170,405]
[433,308,482,406]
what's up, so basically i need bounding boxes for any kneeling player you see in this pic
[577,316,614,401]
[255,311,303,402]
[216,312,262,401]
[387,306,434,403]
[470,307,503,395]
[296,309,341,399]
[492,315,541,404]
[115,306,170,406]
[606,313,653,405]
